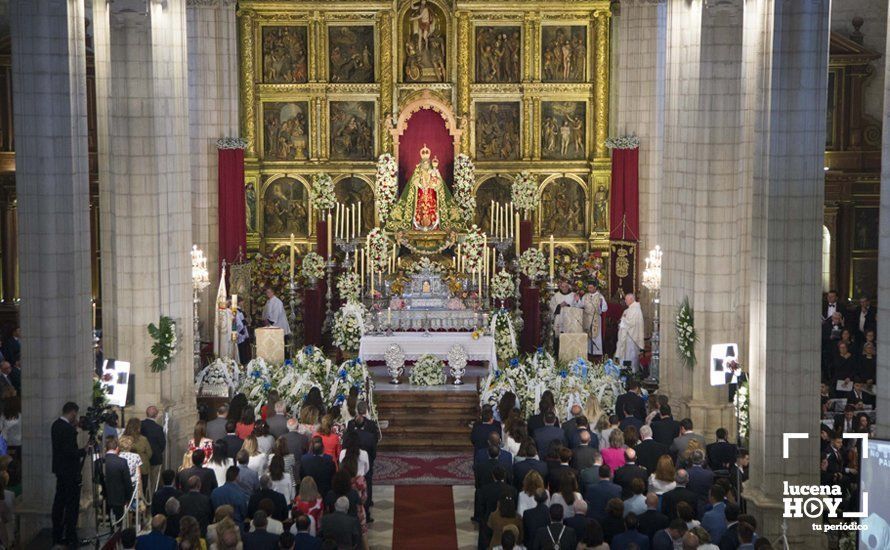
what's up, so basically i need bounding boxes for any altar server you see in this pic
[615,293,645,373]
[582,281,609,358]
[262,288,291,336]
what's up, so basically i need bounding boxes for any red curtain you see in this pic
[609,148,640,241]
[521,286,541,353]
[303,285,323,346]
[218,146,247,266]
[397,108,454,191]
[316,219,329,260]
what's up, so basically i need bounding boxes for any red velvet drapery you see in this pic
[609,148,640,241]
[397,108,454,191]
[218,146,247,266]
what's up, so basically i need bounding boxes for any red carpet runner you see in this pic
[392,485,457,548]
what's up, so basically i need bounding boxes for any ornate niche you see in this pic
[261,175,310,238]
[474,175,512,229]
[391,90,463,186]
[537,175,588,239]
[399,0,450,83]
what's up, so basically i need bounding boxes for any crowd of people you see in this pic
[819,292,877,519]
[471,380,762,550]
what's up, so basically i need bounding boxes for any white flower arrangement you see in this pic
[453,154,476,224]
[518,248,546,282]
[675,297,697,369]
[735,380,749,445]
[511,172,538,216]
[462,225,485,273]
[216,137,248,150]
[148,316,178,373]
[490,270,515,302]
[337,272,362,304]
[491,309,517,362]
[367,228,389,272]
[375,154,398,224]
[409,354,446,386]
[195,358,240,396]
[407,256,444,274]
[310,173,336,212]
[302,252,326,281]
[604,135,641,150]
[332,302,367,353]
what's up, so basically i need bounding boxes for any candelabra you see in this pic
[191,245,211,374]
[323,258,336,334]
[542,280,558,354]
[642,245,663,383]
[511,258,523,334]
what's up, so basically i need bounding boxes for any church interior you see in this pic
[3,0,890,548]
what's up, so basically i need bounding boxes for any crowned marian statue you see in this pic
[386,144,464,233]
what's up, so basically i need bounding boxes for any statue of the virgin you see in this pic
[386,144,463,233]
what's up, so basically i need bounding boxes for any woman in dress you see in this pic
[188,420,215,460]
[303,387,327,417]
[833,341,858,382]
[339,430,369,478]
[272,436,297,487]
[593,415,611,451]
[235,409,256,440]
[549,476,583,519]
[622,426,639,449]
[177,514,207,549]
[117,436,143,501]
[206,441,232,487]
[253,420,275,454]
[600,430,626,472]
[293,477,323,536]
[496,392,517,424]
[260,390,280,421]
[486,493,523,550]
[314,414,342,461]
[240,435,268,477]
[339,457,368,549]
[648,455,677,495]
[227,394,248,424]
[502,416,527,458]
[517,470,547,517]
[123,417,153,472]
[268,454,295,503]
[298,406,320,437]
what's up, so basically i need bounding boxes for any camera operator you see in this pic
[51,401,87,547]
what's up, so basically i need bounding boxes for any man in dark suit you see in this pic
[137,515,177,550]
[282,418,309,458]
[652,519,687,550]
[613,448,648,499]
[637,493,669,542]
[292,514,321,550]
[547,447,578,494]
[729,449,749,503]
[52,401,85,547]
[717,503,742,550]
[670,419,706,461]
[477,466,518,534]
[320,497,362,549]
[211,466,249,525]
[474,432,513,469]
[852,296,876,340]
[566,417,598,451]
[223,421,244,461]
[205,404,229,441]
[176,450,217,495]
[301,437,336,496]
[614,380,646,421]
[846,380,876,408]
[243,511,282,550]
[822,290,840,322]
[235,450,260,494]
[346,401,380,510]
[266,401,289,438]
[650,405,681,448]
[528,394,555,436]
[635,425,670,474]
[247,475,289,521]
[561,404,584,440]
[611,513,650,550]
[523,490,551,541]
[660,470,699,519]
[571,430,597,471]
[151,469,181,516]
[0,325,20,365]
[584,464,621,521]
[141,405,166,498]
[476,444,513,489]
[834,405,857,434]
[0,361,19,394]
[706,428,738,471]
[471,406,502,450]
[102,437,134,523]
[687,450,715,506]
[513,443,548,491]
[179,476,213,535]
[531,504,578,550]
[534,412,567,458]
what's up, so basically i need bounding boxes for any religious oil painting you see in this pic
[263,176,309,237]
[540,178,586,237]
[402,0,447,82]
[852,257,877,302]
[328,26,375,83]
[329,101,375,160]
[263,102,309,160]
[541,26,587,83]
[475,102,520,161]
[335,177,376,230]
[541,101,586,160]
[854,207,879,250]
[474,177,512,229]
[475,26,521,83]
[262,26,308,84]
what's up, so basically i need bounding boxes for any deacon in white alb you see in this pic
[582,281,609,358]
[615,292,644,372]
[262,288,291,336]
[549,280,582,345]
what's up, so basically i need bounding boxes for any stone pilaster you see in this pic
[876,0,890,440]
[94,0,196,467]
[10,0,94,542]
[187,0,239,338]
[742,0,828,545]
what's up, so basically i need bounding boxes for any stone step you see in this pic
[379,436,470,450]
[383,424,472,435]
[375,387,478,451]
[378,411,476,424]
[374,391,479,403]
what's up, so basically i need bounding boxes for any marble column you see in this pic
[878,0,890,440]
[187,0,239,339]
[10,0,94,541]
[741,0,828,545]
[94,0,196,465]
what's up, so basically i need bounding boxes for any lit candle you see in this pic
[232,294,238,311]
[549,235,555,282]
[357,202,362,236]
[489,200,494,234]
[289,233,295,280]
[397,257,401,268]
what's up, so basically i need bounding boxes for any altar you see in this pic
[359,332,497,368]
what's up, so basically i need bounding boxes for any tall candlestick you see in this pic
[360,249,365,287]
[489,200,494,235]
[370,270,375,298]
[92,299,96,329]
[515,213,521,256]
[508,202,514,237]
[232,294,238,311]
[549,235,555,281]
[326,216,332,258]
[352,204,358,240]
[289,233,295,280]
[457,244,462,272]
[357,202,362,236]
[335,203,340,239]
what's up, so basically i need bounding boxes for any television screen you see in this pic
[859,438,890,548]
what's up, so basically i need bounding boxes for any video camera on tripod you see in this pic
[78,402,116,445]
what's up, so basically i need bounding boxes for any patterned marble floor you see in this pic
[366,485,478,550]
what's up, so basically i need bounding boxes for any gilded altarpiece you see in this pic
[238,0,612,257]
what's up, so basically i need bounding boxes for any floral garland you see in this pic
[409,354,446,386]
[518,248,546,282]
[216,137,248,150]
[367,228,389,272]
[490,270,515,301]
[735,379,749,446]
[462,225,485,273]
[375,154,398,224]
[604,135,640,150]
[310,173,336,212]
[675,297,697,368]
[302,252,326,281]
[453,154,476,224]
[148,316,178,373]
[491,309,517,362]
[337,272,362,303]
[407,256,444,274]
[332,302,367,353]
[195,358,240,396]
[511,172,538,216]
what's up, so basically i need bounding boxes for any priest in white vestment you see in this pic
[262,288,291,336]
[582,281,608,357]
[615,293,645,372]
[549,280,582,348]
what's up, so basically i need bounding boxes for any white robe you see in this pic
[549,291,581,335]
[615,301,644,371]
[262,295,291,335]
[582,291,608,355]
[214,307,236,360]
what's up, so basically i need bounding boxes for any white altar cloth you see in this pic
[359,332,497,367]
